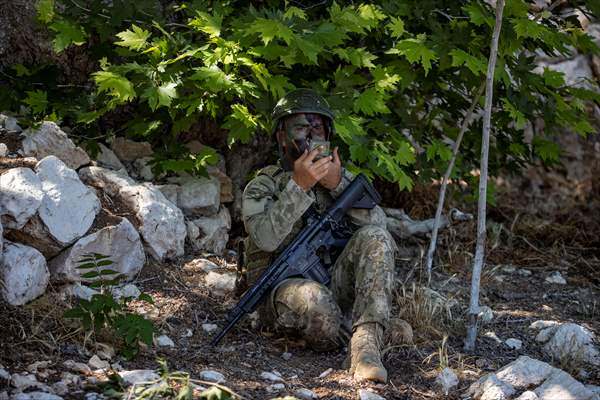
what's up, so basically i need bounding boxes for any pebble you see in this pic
[202,323,218,333]
[282,352,292,361]
[260,371,284,382]
[518,269,532,276]
[0,143,7,157]
[483,331,502,344]
[52,381,70,396]
[63,360,92,375]
[435,367,459,395]
[197,259,220,272]
[318,368,333,378]
[0,368,10,380]
[88,355,110,370]
[545,271,566,285]
[181,328,193,338]
[12,393,64,400]
[95,343,115,360]
[154,335,175,347]
[358,389,386,400]
[478,306,494,323]
[505,338,523,350]
[118,370,160,386]
[266,383,285,393]
[294,388,319,399]
[199,370,225,383]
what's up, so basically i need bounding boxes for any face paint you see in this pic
[283,113,330,160]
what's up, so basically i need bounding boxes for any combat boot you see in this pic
[350,322,387,383]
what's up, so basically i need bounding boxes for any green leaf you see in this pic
[449,49,486,76]
[24,90,48,114]
[283,7,307,20]
[396,141,416,166]
[463,3,493,27]
[244,18,294,46]
[426,140,452,162]
[13,64,31,77]
[335,114,367,144]
[534,139,560,163]
[222,104,259,146]
[353,88,390,115]
[37,0,55,23]
[198,386,233,400]
[387,17,405,39]
[513,18,546,40]
[293,36,323,64]
[372,66,401,91]
[176,385,193,400]
[389,35,437,75]
[501,98,527,129]
[81,271,100,279]
[48,19,87,52]
[137,293,154,304]
[115,24,151,51]
[542,68,565,88]
[189,66,235,92]
[266,75,294,99]
[189,11,222,38]
[142,81,178,111]
[333,48,377,69]
[93,71,136,102]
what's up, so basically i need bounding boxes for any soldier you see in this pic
[239,88,396,383]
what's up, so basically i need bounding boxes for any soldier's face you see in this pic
[281,113,328,160]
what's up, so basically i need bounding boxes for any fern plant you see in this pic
[64,253,155,360]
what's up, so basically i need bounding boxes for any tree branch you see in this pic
[464,0,505,353]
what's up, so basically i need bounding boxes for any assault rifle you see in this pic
[211,174,382,345]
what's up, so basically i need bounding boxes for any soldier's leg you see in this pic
[266,277,343,352]
[329,225,396,382]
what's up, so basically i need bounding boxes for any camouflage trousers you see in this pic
[263,225,396,351]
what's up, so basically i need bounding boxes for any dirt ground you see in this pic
[1,140,600,399]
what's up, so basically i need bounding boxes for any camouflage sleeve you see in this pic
[242,174,314,252]
[330,168,387,228]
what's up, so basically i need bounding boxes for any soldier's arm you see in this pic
[242,174,314,252]
[329,168,387,228]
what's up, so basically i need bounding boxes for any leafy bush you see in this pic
[3,0,599,190]
[64,253,155,359]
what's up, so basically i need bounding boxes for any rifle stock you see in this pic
[211,174,381,345]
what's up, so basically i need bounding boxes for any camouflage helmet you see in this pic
[271,88,335,135]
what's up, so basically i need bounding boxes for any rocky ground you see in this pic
[1,130,600,399]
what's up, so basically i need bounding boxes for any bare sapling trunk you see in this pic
[425,81,485,284]
[464,0,505,352]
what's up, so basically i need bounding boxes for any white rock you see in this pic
[199,370,225,383]
[118,370,160,386]
[111,137,153,162]
[95,143,126,172]
[294,388,318,399]
[500,264,516,273]
[111,283,141,299]
[282,352,292,361]
[0,113,21,132]
[155,184,179,205]
[543,323,600,366]
[0,143,6,157]
[478,306,494,323]
[0,167,44,229]
[515,391,539,400]
[545,271,567,285]
[435,367,459,395]
[49,217,144,283]
[518,269,532,277]
[79,166,186,261]
[204,271,236,297]
[1,241,49,305]
[154,335,175,348]
[95,342,115,360]
[261,371,284,383]
[536,56,596,90]
[61,283,99,301]
[467,356,598,400]
[133,157,162,181]
[27,360,51,374]
[10,373,45,391]
[51,381,69,396]
[63,360,92,375]
[0,368,9,380]
[530,320,560,330]
[483,331,502,344]
[265,383,285,393]
[88,355,110,370]
[202,323,218,333]
[196,259,220,272]
[181,328,193,338]
[505,338,523,350]
[12,393,63,400]
[358,389,386,400]
[586,385,600,396]
[318,368,333,378]
[168,175,220,216]
[36,156,100,245]
[21,122,90,169]
[187,206,231,255]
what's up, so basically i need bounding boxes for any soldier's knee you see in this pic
[273,279,342,351]
[354,225,395,251]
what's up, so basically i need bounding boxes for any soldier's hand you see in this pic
[318,147,342,190]
[292,147,332,192]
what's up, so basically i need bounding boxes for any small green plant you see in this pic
[101,359,238,399]
[64,253,155,359]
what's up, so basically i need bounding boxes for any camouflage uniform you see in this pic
[240,165,396,351]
